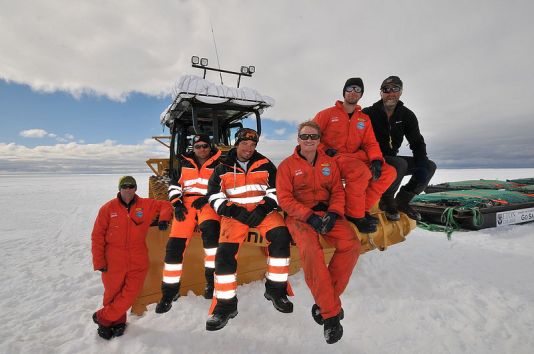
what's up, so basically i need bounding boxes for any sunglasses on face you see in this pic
[120,184,136,189]
[345,85,362,93]
[298,133,321,140]
[193,143,210,149]
[381,86,401,93]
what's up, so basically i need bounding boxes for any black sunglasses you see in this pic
[193,143,210,149]
[345,85,362,93]
[299,134,320,140]
[381,86,401,93]
[120,184,136,189]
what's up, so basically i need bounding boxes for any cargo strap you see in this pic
[418,206,483,240]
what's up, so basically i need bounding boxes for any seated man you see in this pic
[277,121,360,344]
[363,76,437,221]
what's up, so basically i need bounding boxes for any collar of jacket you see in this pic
[335,100,362,115]
[116,193,138,209]
[293,145,320,165]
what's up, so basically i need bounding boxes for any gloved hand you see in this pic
[191,196,209,210]
[173,200,188,222]
[325,148,337,157]
[158,220,169,231]
[221,204,251,224]
[245,206,269,228]
[321,212,338,234]
[98,267,107,273]
[413,159,430,183]
[370,160,383,180]
[306,214,324,234]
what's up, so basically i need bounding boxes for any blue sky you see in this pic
[1,1,533,173]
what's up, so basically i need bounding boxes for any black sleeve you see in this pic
[403,109,428,162]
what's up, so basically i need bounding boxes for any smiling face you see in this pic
[380,85,403,110]
[236,139,257,162]
[298,125,321,155]
[193,142,211,160]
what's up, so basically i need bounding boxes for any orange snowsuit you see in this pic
[163,150,222,289]
[314,101,396,218]
[277,147,360,319]
[91,194,172,326]
[207,149,291,310]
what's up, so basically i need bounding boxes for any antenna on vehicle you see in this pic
[209,19,224,86]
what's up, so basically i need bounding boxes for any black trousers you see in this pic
[383,156,437,196]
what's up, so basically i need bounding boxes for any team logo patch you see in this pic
[295,169,303,176]
[110,212,117,218]
[322,167,331,176]
[357,122,365,130]
[358,117,366,122]
[136,211,143,218]
[331,117,339,122]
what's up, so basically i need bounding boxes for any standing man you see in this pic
[205,128,293,331]
[91,176,172,339]
[277,121,360,344]
[314,78,396,233]
[155,134,222,314]
[363,76,436,221]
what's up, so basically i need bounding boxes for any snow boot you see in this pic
[155,283,180,314]
[323,314,343,344]
[206,298,238,331]
[365,212,379,225]
[264,292,294,313]
[111,323,127,337]
[395,188,421,221]
[345,215,377,233]
[204,268,215,299]
[379,194,400,221]
[93,312,113,340]
[312,304,344,325]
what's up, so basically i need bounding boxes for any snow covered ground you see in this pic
[1,169,534,354]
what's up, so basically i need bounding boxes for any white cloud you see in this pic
[2,1,534,167]
[19,129,48,138]
[274,128,286,136]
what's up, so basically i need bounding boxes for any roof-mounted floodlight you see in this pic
[191,55,255,87]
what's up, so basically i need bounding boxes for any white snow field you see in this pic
[1,169,534,354]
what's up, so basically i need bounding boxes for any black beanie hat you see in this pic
[192,134,211,146]
[343,77,364,96]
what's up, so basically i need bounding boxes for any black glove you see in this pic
[221,204,251,224]
[158,220,169,231]
[245,206,269,228]
[370,160,383,180]
[191,196,209,210]
[306,214,323,234]
[321,212,338,234]
[173,200,188,222]
[98,267,107,273]
[325,148,337,157]
[413,159,430,183]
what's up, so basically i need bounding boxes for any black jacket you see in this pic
[363,100,428,163]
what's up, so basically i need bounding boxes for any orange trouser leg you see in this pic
[365,161,397,211]
[98,267,148,325]
[336,156,372,218]
[286,215,359,319]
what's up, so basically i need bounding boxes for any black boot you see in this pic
[323,314,343,344]
[379,194,400,221]
[93,312,113,340]
[111,323,127,337]
[155,283,180,314]
[345,215,377,233]
[204,268,215,299]
[264,292,294,313]
[365,212,379,225]
[264,279,293,313]
[395,188,421,221]
[311,304,344,325]
[206,298,238,331]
